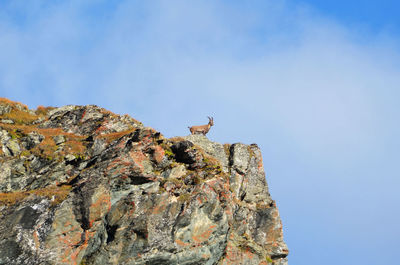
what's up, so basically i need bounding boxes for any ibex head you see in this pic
[188,116,214,135]
[207,116,214,126]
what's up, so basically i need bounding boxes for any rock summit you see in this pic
[0,98,288,265]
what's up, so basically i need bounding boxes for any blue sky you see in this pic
[1,1,400,264]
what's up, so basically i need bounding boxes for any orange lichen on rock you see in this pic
[0,97,29,110]
[89,191,111,228]
[220,240,261,265]
[151,199,168,215]
[175,238,190,247]
[96,128,135,143]
[63,138,86,156]
[32,231,40,249]
[59,229,86,265]
[129,151,147,170]
[151,145,165,164]
[32,133,58,159]
[0,185,71,206]
[0,110,38,124]
[192,224,217,243]
[0,98,40,124]
[35,105,55,116]
[0,124,86,160]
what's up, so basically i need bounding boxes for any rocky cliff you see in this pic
[0,98,288,265]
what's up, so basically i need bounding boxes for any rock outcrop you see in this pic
[0,98,288,265]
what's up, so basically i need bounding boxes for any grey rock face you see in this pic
[183,135,230,172]
[0,99,288,265]
[0,104,12,115]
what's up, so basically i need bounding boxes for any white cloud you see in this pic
[1,1,400,264]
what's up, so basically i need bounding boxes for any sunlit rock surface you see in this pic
[0,98,288,265]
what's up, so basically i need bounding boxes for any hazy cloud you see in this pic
[1,1,400,264]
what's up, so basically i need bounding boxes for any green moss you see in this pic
[266,256,273,263]
[193,175,204,185]
[161,144,175,158]
[79,258,89,265]
[178,193,191,203]
[169,177,183,186]
[74,153,86,160]
[256,201,273,210]
[247,146,257,159]
[206,163,221,171]
[202,155,223,177]
[159,178,167,185]
[223,143,231,158]
[20,150,31,157]
[8,129,25,140]
[164,148,174,158]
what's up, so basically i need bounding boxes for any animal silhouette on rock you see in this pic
[188,117,214,135]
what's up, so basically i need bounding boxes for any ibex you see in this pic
[188,116,214,135]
